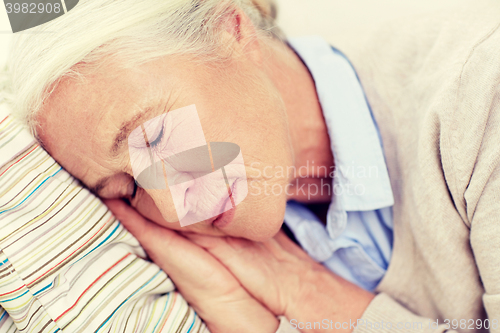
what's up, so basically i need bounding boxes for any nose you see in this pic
[163,172,195,221]
[143,169,196,223]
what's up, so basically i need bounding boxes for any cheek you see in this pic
[132,190,180,230]
[234,193,286,241]
[237,170,289,240]
[246,162,294,193]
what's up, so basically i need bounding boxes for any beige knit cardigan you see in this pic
[277,1,500,332]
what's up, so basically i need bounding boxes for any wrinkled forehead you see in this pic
[38,63,162,148]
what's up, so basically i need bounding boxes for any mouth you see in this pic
[208,180,237,228]
[211,207,236,228]
[203,203,234,228]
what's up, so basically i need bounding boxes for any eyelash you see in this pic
[131,117,167,196]
[131,181,138,199]
[149,122,165,148]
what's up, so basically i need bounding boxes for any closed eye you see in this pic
[149,122,164,148]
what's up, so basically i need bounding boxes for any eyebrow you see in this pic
[110,107,157,156]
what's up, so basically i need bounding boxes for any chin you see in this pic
[245,223,283,242]
[229,205,286,242]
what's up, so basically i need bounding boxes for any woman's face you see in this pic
[37,52,294,241]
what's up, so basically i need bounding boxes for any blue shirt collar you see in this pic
[288,36,394,238]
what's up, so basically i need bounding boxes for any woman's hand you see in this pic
[182,230,375,333]
[105,199,279,333]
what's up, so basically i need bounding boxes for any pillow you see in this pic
[0,107,208,332]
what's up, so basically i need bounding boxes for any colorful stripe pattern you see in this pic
[0,108,209,333]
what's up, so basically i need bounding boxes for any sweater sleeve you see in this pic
[446,10,500,333]
[469,159,500,333]
[352,30,500,333]
[467,102,500,333]
[354,17,500,332]
[353,294,457,333]
[351,2,500,331]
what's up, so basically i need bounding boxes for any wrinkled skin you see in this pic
[37,11,333,241]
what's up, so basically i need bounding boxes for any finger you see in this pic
[183,230,314,266]
[182,232,319,315]
[105,202,277,333]
[104,199,240,297]
[183,233,284,303]
[182,233,257,262]
[181,232,256,253]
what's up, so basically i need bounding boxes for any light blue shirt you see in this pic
[285,36,394,292]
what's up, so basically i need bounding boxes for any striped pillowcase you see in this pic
[0,108,208,333]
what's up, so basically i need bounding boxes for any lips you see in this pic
[209,180,237,228]
[212,207,236,228]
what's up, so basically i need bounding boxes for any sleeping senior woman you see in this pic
[8,0,500,332]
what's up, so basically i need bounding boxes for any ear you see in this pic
[219,7,263,66]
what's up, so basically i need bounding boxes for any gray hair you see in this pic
[6,0,282,137]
